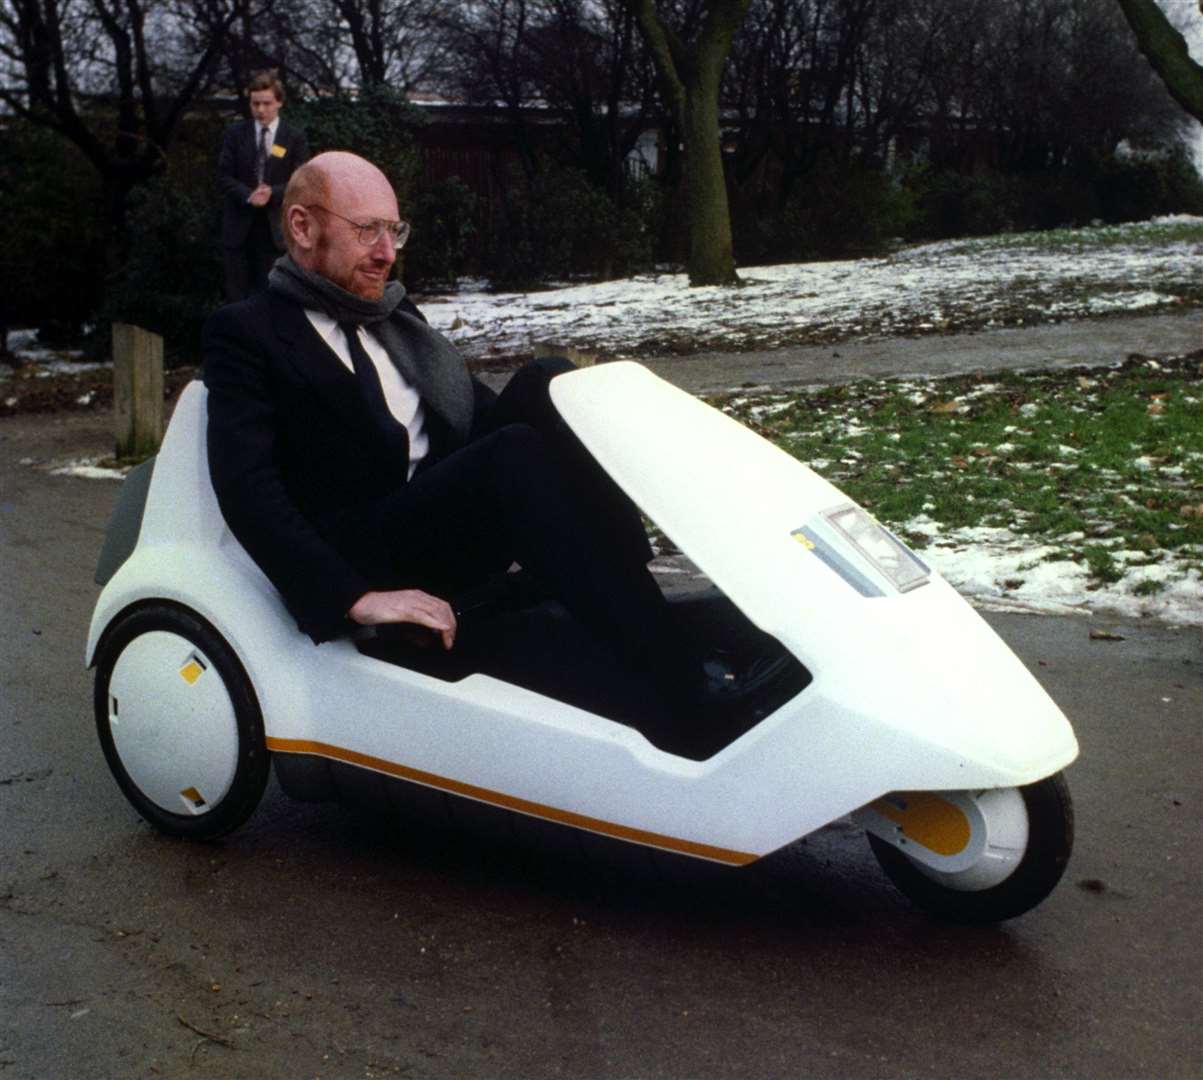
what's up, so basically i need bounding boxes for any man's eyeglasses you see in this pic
[304,204,411,249]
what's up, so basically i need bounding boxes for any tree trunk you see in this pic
[683,65,738,285]
[624,0,750,286]
[1115,0,1203,123]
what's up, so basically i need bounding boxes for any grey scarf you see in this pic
[268,255,475,442]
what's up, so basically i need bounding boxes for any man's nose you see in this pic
[370,232,397,263]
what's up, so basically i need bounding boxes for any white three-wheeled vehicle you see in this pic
[87,362,1078,922]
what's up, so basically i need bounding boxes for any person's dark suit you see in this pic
[216,119,309,300]
[203,292,655,647]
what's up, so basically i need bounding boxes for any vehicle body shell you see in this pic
[87,364,1078,879]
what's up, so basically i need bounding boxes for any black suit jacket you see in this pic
[216,117,309,250]
[203,292,495,642]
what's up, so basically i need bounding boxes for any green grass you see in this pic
[935,217,1203,255]
[715,353,1203,586]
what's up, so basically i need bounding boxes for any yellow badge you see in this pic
[271,143,287,158]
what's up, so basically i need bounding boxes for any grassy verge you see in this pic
[934,216,1203,253]
[715,352,1203,596]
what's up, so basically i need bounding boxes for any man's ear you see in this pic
[286,204,315,253]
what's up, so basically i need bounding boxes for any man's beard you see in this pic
[315,232,388,300]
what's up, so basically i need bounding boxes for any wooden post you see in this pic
[112,323,164,460]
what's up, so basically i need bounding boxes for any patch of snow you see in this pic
[419,218,1203,361]
[906,521,1203,626]
[49,458,126,481]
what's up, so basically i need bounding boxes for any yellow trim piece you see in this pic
[872,793,971,856]
[179,660,204,685]
[265,736,758,866]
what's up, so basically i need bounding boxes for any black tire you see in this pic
[867,773,1074,924]
[94,603,270,840]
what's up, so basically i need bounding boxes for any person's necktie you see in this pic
[339,322,410,459]
[255,125,269,185]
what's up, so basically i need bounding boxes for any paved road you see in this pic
[639,308,1203,394]
[1,318,1200,1078]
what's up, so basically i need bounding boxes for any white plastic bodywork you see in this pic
[88,368,1078,864]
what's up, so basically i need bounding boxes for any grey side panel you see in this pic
[273,752,338,803]
[94,457,157,585]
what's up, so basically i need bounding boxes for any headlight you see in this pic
[823,504,930,593]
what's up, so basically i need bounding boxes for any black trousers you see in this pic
[366,358,683,684]
[223,212,279,302]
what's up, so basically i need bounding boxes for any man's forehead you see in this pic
[326,170,399,220]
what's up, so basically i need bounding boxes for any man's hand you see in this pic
[347,589,457,650]
[247,183,272,207]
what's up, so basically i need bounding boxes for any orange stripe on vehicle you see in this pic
[872,793,971,856]
[265,736,758,865]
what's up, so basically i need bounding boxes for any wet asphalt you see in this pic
[1,312,1200,1078]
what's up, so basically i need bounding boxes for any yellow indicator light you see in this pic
[792,533,816,551]
[179,660,204,685]
[873,793,972,856]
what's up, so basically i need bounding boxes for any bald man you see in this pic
[203,152,795,758]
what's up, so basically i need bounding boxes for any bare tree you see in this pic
[725,0,884,196]
[323,0,444,89]
[621,0,751,285]
[966,0,1184,169]
[0,0,246,255]
[521,0,659,198]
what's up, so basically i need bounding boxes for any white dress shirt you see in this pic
[305,310,430,478]
[260,117,279,153]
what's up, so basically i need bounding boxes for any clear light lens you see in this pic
[825,505,930,592]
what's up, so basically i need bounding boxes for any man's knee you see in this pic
[484,422,546,466]
[528,355,576,378]
[505,356,576,400]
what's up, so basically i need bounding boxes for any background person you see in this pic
[216,70,309,302]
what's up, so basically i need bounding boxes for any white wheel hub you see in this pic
[855,787,1030,892]
[106,631,239,816]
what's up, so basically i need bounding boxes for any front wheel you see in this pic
[862,773,1074,923]
[94,603,270,840]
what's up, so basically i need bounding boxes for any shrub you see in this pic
[903,147,1203,240]
[486,162,656,288]
[1092,148,1203,223]
[0,122,106,347]
[903,168,1017,239]
[290,87,423,207]
[403,177,479,291]
[102,177,224,363]
[779,155,917,258]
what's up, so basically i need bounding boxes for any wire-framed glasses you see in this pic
[304,204,411,249]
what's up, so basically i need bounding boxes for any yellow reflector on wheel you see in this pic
[872,793,972,856]
[179,659,204,685]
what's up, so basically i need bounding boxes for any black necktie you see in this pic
[339,322,409,458]
[255,125,269,184]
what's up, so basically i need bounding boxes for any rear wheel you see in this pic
[94,603,269,840]
[864,773,1073,923]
